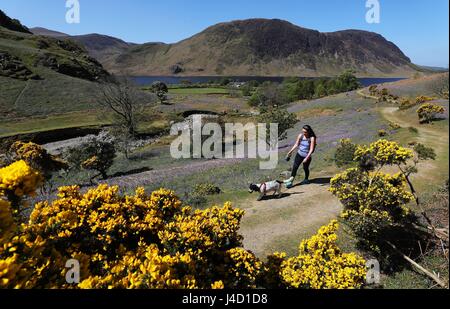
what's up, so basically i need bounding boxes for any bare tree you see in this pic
[97,75,154,137]
[430,73,449,99]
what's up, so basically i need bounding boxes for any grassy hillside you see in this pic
[0,25,110,121]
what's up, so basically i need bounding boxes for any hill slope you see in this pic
[31,28,133,65]
[0,9,31,34]
[105,19,419,77]
[1,15,110,119]
[30,27,68,38]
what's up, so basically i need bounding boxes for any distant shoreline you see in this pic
[131,76,407,87]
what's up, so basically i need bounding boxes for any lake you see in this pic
[131,76,406,87]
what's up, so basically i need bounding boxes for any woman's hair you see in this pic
[303,125,316,138]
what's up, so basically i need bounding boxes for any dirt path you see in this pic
[14,80,30,109]
[239,178,342,257]
[380,106,449,186]
[239,105,448,258]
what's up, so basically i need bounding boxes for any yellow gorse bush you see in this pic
[0,200,14,243]
[415,95,434,105]
[278,220,366,289]
[0,160,42,198]
[330,139,419,253]
[354,139,414,167]
[330,168,413,224]
[0,177,261,289]
[0,160,367,289]
[10,142,68,177]
[416,103,446,123]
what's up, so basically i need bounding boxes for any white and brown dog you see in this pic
[248,180,283,201]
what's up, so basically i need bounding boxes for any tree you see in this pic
[248,82,289,108]
[429,73,449,99]
[98,76,153,136]
[151,81,169,104]
[336,70,361,92]
[65,136,116,181]
[257,107,298,143]
[315,83,327,98]
[417,103,446,123]
[241,83,254,97]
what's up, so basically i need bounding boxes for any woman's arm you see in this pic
[287,134,302,157]
[304,137,316,161]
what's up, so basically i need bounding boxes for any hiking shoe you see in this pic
[300,179,311,185]
[283,177,294,184]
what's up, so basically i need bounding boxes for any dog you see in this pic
[248,180,283,201]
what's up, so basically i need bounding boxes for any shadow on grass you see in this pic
[110,167,153,178]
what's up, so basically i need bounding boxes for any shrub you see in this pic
[67,137,116,180]
[240,83,254,97]
[185,192,208,208]
[192,183,222,196]
[329,139,431,258]
[415,95,434,105]
[388,122,401,130]
[9,141,68,179]
[399,98,415,110]
[257,107,298,143]
[0,161,366,289]
[413,143,437,161]
[272,220,367,289]
[0,161,42,216]
[248,82,289,108]
[378,129,387,137]
[354,139,414,170]
[368,85,378,96]
[150,81,169,104]
[408,127,419,134]
[334,139,358,168]
[417,103,446,123]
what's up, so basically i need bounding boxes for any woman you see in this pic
[284,125,317,187]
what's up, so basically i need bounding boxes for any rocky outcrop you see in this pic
[0,51,39,80]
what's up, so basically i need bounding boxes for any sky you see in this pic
[1,0,449,67]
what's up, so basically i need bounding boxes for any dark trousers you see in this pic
[291,153,312,179]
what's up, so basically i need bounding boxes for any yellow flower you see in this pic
[0,160,42,198]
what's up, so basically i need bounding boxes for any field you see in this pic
[1,72,448,289]
[168,87,230,95]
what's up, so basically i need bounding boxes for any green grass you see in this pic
[0,28,105,119]
[168,87,230,95]
[0,111,109,137]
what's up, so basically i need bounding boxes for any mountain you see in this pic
[416,65,449,73]
[30,19,420,77]
[70,34,132,65]
[102,18,419,77]
[31,27,68,38]
[31,27,133,68]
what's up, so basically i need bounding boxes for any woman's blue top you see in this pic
[298,136,311,157]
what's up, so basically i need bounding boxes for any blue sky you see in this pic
[1,0,449,67]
